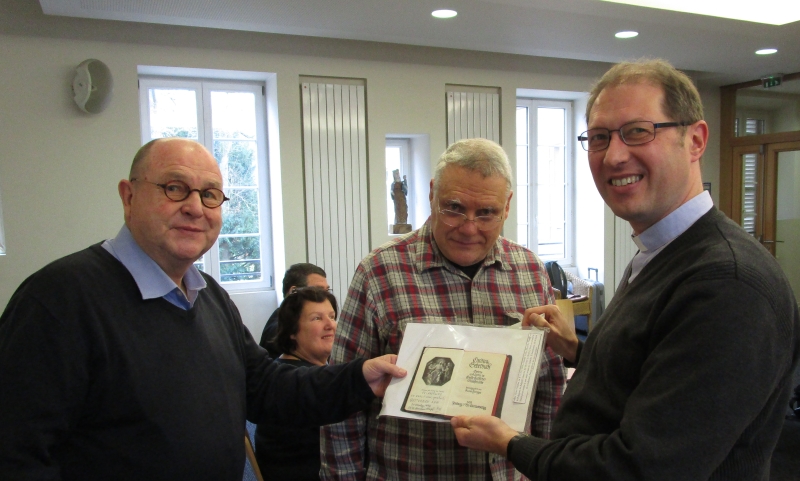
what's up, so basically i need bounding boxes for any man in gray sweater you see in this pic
[451,59,800,480]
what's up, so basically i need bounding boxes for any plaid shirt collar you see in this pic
[412,218,512,275]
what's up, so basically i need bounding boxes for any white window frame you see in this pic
[138,76,274,291]
[516,98,575,266]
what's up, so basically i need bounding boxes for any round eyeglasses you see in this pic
[131,179,229,208]
[578,120,690,152]
[438,208,503,231]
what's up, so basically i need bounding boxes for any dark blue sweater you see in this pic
[0,244,373,481]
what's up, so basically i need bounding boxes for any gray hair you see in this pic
[433,138,513,194]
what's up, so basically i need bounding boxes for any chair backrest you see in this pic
[564,270,594,332]
[554,299,575,333]
[243,421,264,481]
[545,261,568,299]
[564,270,591,298]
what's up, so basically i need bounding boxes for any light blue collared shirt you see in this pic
[628,190,713,283]
[102,225,207,310]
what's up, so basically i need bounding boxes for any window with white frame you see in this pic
[386,138,412,232]
[516,98,573,265]
[139,77,273,291]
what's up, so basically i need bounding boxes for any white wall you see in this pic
[0,8,722,334]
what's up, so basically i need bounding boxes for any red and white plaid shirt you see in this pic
[321,220,566,480]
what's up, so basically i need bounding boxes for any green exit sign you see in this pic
[762,75,783,88]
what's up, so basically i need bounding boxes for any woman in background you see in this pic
[254,286,338,480]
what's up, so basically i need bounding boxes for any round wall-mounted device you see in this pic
[72,59,113,114]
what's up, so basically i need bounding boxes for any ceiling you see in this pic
[38,0,800,87]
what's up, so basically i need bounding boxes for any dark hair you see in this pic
[281,263,327,296]
[274,286,338,355]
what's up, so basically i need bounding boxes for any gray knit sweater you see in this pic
[510,208,800,481]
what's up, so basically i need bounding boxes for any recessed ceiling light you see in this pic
[756,48,778,55]
[432,9,457,19]
[615,31,639,38]
[600,0,800,25]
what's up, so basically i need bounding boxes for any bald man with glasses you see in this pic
[0,137,406,481]
[321,138,565,481]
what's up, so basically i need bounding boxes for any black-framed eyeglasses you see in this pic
[577,120,690,152]
[131,179,229,208]
[437,207,503,231]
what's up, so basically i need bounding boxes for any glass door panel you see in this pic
[767,143,800,301]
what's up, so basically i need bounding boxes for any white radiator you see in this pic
[300,80,370,302]
[446,86,501,145]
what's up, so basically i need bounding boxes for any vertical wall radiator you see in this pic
[446,85,501,145]
[300,80,370,302]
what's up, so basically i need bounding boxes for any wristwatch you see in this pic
[506,433,526,458]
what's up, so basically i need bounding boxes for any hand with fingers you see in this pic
[362,354,407,397]
[450,415,519,455]
[523,304,580,363]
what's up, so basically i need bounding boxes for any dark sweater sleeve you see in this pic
[238,304,375,427]
[509,278,794,480]
[562,340,583,368]
[0,285,89,480]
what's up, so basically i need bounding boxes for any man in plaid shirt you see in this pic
[320,138,566,480]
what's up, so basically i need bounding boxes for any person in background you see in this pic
[320,138,565,480]
[260,263,329,358]
[256,286,338,480]
[450,59,800,481]
[0,137,405,481]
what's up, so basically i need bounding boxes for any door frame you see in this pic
[719,75,800,224]
[762,141,800,255]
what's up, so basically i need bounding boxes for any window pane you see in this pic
[211,91,262,284]
[218,235,261,282]
[538,108,564,143]
[537,107,566,259]
[148,89,198,139]
[211,91,257,138]
[215,140,258,187]
[221,188,259,235]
